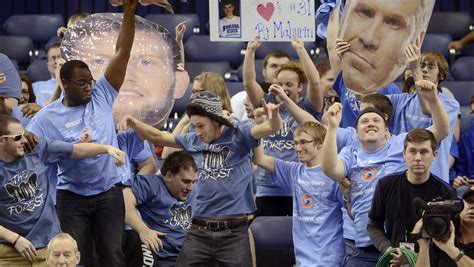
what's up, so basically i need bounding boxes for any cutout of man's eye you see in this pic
[92,57,110,66]
[138,58,153,67]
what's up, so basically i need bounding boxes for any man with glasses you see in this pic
[26,0,138,265]
[0,114,125,265]
[32,43,62,107]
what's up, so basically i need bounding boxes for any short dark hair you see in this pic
[60,60,89,81]
[315,61,331,77]
[222,0,235,6]
[263,50,291,69]
[403,128,437,153]
[0,114,21,135]
[160,151,197,176]
[361,93,393,126]
[19,73,36,103]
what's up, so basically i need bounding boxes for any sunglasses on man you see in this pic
[1,131,25,141]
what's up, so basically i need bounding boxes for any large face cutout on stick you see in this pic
[62,13,189,126]
[339,0,435,94]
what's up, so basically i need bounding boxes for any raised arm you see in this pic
[161,115,190,158]
[175,21,186,66]
[291,38,324,113]
[104,0,137,91]
[405,38,431,115]
[320,103,346,181]
[268,83,317,124]
[71,143,125,166]
[449,31,474,51]
[117,115,181,148]
[326,4,344,78]
[123,188,165,253]
[252,144,276,173]
[243,37,265,107]
[251,101,282,140]
[415,80,450,143]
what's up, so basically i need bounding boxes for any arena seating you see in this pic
[145,13,200,41]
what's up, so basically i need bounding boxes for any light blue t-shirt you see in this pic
[117,131,153,185]
[339,133,408,247]
[274,159,344,266]
[256,94,323,197]
[27,74,121,196]
[32,78,56,107]
[11,105,31,126]
[0,139,72,248]
[387,93,460,182]
[175,122,259,217]
[334,72,401,129]
[131,174,195,259]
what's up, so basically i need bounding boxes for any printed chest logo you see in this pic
[198,145,233,180]
[5,172,44,216]
[302,193,315,208]
[167,203,192,230]
[362,167,378,182]
[79,127,94,142]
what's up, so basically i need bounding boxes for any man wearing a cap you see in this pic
[119,91,283,266]
[320,79,451,266]
[413,188,474,266]
[0,54,21,109]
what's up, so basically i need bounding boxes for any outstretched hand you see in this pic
[117,115,139,131]
[405,38,421,70]
[107,146,126,166]
[262,99,282,120]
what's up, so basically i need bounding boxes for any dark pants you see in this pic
[176,224,252,267]
[255,196,292,217]
[123,230,157,267]
[344,240,380,267]
[56,187,126,267]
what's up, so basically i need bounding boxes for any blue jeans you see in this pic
[344,239,380,267]
[176,224,252,267]
[56,187,126,267]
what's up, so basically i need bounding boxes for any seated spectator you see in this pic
[32,43,61,107]
[453,96,474,190]
[448,31,474,51]
[46,233,80,267]
[19,74,36,105]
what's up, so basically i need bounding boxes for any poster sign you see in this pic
[210,0,316,42]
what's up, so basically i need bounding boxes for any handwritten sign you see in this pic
[210,0,316,42]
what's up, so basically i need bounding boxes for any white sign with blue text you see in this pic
[210,0,316,42]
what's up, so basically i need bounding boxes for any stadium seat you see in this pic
[0,36,34,69]
[236,59,265,83]
[451,57,474,81]
[427,12,472,40]
[185,61,232,81]
[3,14,64,47]
[461,43,474,57]
[145,14,200,41]
[184,35,244,66]
[250,216,295,267]
[26,59,50,83]
[442,81,474,106]
[254,41,316,60]
[225,82,244,97]
[421,33,453,59]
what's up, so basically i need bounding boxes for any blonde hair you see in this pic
[194,72,233,113]
[294,121,327,146]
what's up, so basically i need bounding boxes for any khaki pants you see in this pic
[0,244,47,267]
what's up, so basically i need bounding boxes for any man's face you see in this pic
[460,199,474,225]
[0,123,27,159]
[263,56,290,83]
[340,0,421,94]
[46,238,80,267]
[293,132,319,164]
[190,115,220,144]
[223,4,235,18]
[165,167,197,201]
[403,140,436,176]
[276,70,303,103]
[62,68,94,105]
[420,60,440,87]
[320,72,336,97]
[356,112,387,147]
[47,46,61,78]
[244,97,254,119]
[20,81,29,104]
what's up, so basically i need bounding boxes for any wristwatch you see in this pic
[453,250,464,262]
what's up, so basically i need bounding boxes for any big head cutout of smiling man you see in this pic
[339,0,435,94]
[62,13,189,126]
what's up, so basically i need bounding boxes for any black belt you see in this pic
[358,245,379,253]
[192,217,248,231]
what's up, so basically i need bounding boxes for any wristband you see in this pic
[454,250,464,262]
[12,234,20,247]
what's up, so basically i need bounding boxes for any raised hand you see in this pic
[268,84,290,103]
[175,21,186,44]
[107,146,126,166]
[140,0,173,14]
[262,99,282,120]
[415,80,438,103]
[291,37,305,51]
[247,37,261,52]
[57,26,67,38]
[326,103,343,128]
[335,39,350,58]
[405,39,421,69]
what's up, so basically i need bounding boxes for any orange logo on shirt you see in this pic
[80,127,93,142]
[362,167,377,182]
[302,193,315,208]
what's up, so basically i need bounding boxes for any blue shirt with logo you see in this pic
[131,174,195,259]
[339,133,408,247]
[387,93,460,182]
[27,74,121,196]
[256,94,323,197]
[175,122,259,217]
[0,139,72,248]
[274,159,344,266]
